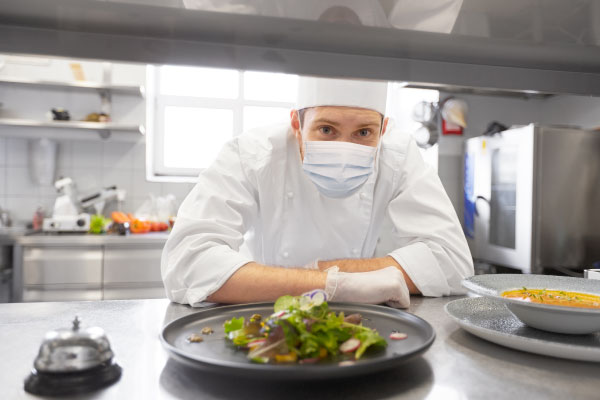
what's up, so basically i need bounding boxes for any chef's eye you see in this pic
[319,126,333,135]
[358,129,371,137]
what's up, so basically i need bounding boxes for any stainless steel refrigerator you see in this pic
[464,124,600,274]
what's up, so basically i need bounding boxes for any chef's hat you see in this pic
[296,76,388,116]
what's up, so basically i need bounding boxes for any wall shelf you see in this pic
[0,76,144,96]
[0,118,145,140]
[0,118,143,132]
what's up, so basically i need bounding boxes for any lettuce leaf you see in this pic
[224,316,244,334]
[274,295,297,312]
[354,330,387,359]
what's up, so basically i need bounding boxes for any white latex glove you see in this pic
[325,266,410,308]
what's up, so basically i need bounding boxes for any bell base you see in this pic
[24,360,122,396]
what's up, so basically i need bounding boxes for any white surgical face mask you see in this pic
[302,140,378,198]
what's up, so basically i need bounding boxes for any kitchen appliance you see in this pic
[80,185,123,215]
[464,123,600,274]
[24,316,122,396]
[43,177,88,233]
[43,177,124,233]
[42,214,91,233]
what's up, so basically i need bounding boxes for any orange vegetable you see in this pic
[130,219,151,234]
[111,211,132,224]
[150,222,169,232]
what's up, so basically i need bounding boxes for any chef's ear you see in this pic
[290,109,304,160]
[381,117,389,137]
[290,110,302,141]
[290,110,300,129]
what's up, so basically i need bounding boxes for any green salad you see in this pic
[223,291,387,364]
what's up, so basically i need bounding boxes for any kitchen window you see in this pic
[146,65,298,181]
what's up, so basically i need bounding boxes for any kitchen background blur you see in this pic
[1,0,600,304]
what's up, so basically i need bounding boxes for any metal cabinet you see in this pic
[19,241,166,302]
[22,246,103,302]
[103,244,165,300]
[0,243,13,303]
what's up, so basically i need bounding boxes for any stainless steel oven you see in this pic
[464,124,600,274]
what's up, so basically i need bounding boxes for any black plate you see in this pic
[160,302,435,380]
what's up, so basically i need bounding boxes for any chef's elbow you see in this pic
[161,243,188,304]
[445,254,474,296]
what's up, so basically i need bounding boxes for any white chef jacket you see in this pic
[161,123,473,305]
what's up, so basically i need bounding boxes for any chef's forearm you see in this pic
[206,263,327,303]
[318,256,420,294]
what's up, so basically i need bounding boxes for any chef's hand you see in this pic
[325,266,410,308]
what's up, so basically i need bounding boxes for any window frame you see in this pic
[146,65,296,182]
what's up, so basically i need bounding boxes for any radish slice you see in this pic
[389,332,408,340]
[310,290,326,305]
[248,338,285,359]
[339,361,355,367]
[339,338,361,353]
[247,338,266,348]
[271,311,286,319]
[299,357,319,364]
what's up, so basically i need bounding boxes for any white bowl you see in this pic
[462,274,600,334]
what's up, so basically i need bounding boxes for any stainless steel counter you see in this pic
[16,232,169,247]
[0,227,28,245]
[1,296,599,399]
[0,229,169,246]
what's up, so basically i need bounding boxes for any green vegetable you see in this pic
[354,330,386,359]
[223,316,253,346]
[274,295,297,312]
[89,214,109,234]
[224,317,244,334]
[223,294,387,364]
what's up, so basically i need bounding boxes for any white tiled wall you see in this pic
[0,137,195,224]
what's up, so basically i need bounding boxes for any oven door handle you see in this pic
[474,195,490,216]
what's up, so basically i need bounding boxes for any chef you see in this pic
[161,76,473,308]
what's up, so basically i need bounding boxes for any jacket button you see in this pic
[286,191,294,198]
[283,252,289,258]
[352,249,359,255]
[359,192,367,199]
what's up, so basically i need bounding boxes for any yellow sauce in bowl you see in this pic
[501,288,600,309]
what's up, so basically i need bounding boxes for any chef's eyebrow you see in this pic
[311,118,341,126]
[311,118,381,127]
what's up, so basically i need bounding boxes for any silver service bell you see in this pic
[24,316,122,396]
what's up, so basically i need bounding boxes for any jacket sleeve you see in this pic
[386,139,474,296]
[161,138,258,305]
